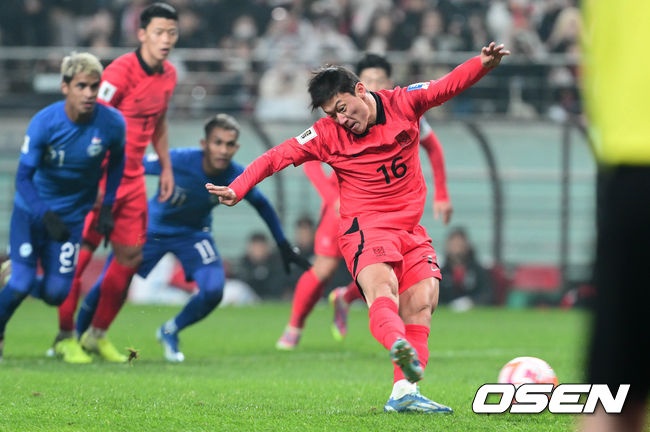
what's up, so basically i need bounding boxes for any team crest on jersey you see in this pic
[407,82,430,92]
[88,137,103,157]
[395,130,411,147]
[98,81,117,103]
[296,127,317,145]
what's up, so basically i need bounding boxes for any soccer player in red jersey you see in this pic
[277,52,454,350]
[53,3,179,362]
[208,42,509,413]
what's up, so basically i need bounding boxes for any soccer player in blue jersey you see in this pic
[75,113,309,362]
[0,53,125,362]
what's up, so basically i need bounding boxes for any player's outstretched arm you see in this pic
[480,42,510,69]
[205,183,238,206]
[407,42,510,118]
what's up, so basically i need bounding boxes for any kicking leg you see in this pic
[384,277,452,414]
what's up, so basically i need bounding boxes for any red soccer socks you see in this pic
[288,269,326,329]
[368,296,405,350]
[91,260,136,330]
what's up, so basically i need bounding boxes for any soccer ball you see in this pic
[498,356,558,387]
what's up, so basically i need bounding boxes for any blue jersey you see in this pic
[15,101,125,224]
[144,148,286,243]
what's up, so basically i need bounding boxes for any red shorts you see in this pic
[338,221,440,294]
[314,204,343,258]
[82,178,148,248]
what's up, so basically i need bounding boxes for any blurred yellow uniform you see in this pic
[583,0,650,164]
[582,0,650,406]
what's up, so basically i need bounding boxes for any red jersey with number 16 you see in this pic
[97,50,177,187]
[229,56,488,235]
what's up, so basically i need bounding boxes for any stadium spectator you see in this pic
[255,59,313,121]
[580,2,650,431]
[293,215,316,259]
[54,2,179,364]
[536,0,570,45]
[409,9,446,60]
[207,41,509,413]
[0,52,125,362]
[363,10,395,53]
[545,5,580,54]
[439,227,493,311]
[81,114,308,362]
[1,0,50,46]
[117,0,149,47]
[467,12,489,51]
[234,232,292,300]
[254,5,318,68]
[310,12,357,63]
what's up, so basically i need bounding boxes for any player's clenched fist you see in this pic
[205,183,238,206]
[480,42,510,69]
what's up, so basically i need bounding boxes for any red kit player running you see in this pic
[208,42,509,413]
[276,52,454,350]
[53,3,179,363]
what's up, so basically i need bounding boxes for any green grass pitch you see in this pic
[0,300,588,431]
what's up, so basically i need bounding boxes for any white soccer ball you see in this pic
[498,356,558,387]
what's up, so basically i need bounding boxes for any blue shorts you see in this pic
[138,230,221,281]
[9,205,83,278]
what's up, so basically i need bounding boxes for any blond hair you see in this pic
[61,52,103,83]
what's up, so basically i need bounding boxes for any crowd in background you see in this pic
[1,0,580,59]
[0,0,581,120]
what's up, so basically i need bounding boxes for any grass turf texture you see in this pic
[0,300,588,431]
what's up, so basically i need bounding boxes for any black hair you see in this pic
[447,227,468,241]
[308,65,360,111]
[356,53,392,78]
[295,215,315,230]
[204,113,241,139]
[249,232,268,243]
[140,2,178,29]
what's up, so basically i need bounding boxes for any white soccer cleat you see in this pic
[156,326,185,362]
[384,389,454,414]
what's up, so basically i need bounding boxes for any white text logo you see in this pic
[472,383,630,414]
